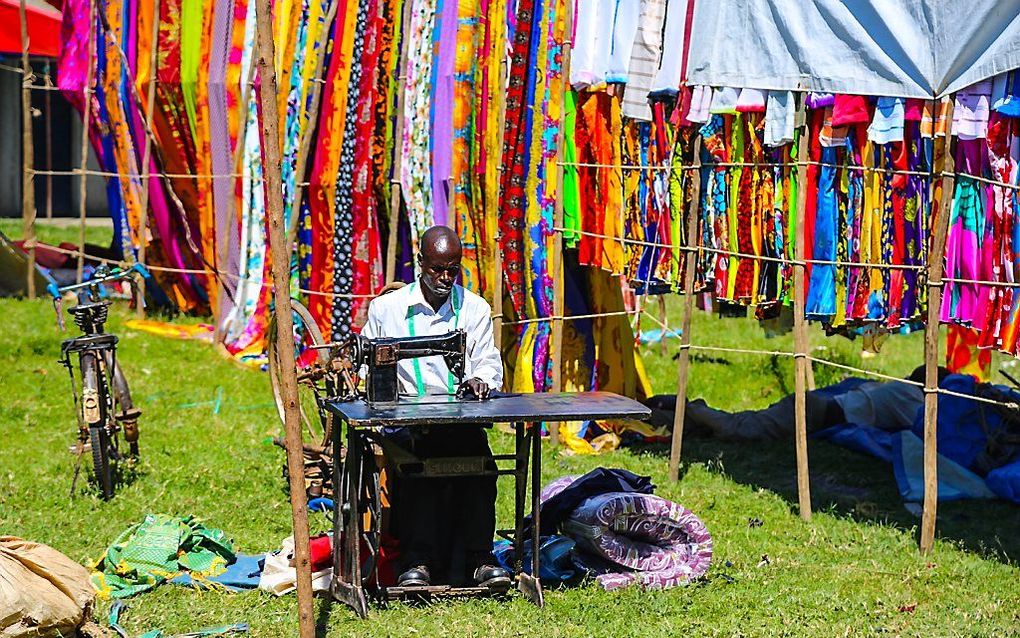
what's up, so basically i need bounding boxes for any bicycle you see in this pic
[48,264,147,500]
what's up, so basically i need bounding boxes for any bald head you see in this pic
[421,225,462,261]
[418,226,462,308]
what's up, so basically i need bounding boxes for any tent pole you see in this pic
[19,0,36,299]
[792,100,812,521]
[137,0,161,318]
[668,135,703,482]
[76,0,96,285]
[549,0,574,445]
[385,0,413,285]
[921,99,954,554]
[254,0,315,635]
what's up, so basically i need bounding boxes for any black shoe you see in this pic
[473,565,511,591]
[398,565,430,587]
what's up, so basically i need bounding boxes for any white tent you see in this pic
[685,0,1020,98]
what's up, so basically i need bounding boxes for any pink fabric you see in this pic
[831,94,870,127]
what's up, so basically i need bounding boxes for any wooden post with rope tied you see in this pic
[19,0,36,299]
[253,0,315,634]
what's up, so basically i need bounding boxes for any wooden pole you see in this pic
[548,0,573,446]
[19,0,36,299]
[44,61,52,221]
[253,0,315,634]
[385,0,414,284]
[136,0,161,318]
[668,136,702,481]
[791,101,812,521]
[76,0,96,285]
[921,100,955,554]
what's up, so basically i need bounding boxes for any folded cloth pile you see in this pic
[529,469,713,591]
[91,514,236,599]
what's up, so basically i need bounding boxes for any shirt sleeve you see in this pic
[465,297,504,390]
[361,299,380,339]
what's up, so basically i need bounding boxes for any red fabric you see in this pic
[903,98,925,122]
[0,0,61,57]
[831,94,871,127]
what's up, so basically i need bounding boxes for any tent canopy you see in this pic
[0,0,61,58]
[686,0,1020,98]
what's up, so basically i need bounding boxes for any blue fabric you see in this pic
[986,459,1020,504]
[891,431,996,502]
[524,468,654,537]
[909,375,1017,471]
[814,423,895,463]
[492,535,577,580]
[806,146,838,319]
[170,553,264,591]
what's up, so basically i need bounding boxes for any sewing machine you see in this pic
[333,330,467,405]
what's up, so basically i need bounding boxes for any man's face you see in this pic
[419,244,461,300]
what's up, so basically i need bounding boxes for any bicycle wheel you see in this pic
[89,426,114,500]
[267,300,334,449]
[82,351,115,499]
[106,351,141,458]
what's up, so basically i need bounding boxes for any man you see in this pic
[685,365,947,441]
[361,225,510,590]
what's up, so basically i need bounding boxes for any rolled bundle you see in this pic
[562,492,712,591]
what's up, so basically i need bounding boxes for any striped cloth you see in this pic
[621,0,667,121]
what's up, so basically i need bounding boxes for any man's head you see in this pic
[418,225,462,302]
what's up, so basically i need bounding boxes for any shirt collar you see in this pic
[408,280,458,317]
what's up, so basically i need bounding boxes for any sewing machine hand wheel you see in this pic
[267,300,335,449]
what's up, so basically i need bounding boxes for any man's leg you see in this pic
[687,392,841,441]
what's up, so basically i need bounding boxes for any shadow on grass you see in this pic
[631,435,1020,565]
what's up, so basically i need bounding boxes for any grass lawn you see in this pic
[2,222,1018,637]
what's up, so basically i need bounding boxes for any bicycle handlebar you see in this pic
[47,263,150,300]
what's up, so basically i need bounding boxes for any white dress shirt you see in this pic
[360,282,503,396]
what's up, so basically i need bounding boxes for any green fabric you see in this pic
[92,514,235,599]
[562,89,580,247]
[180,0,203,142]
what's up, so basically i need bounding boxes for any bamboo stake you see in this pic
[386,0,414,284]
[492,50,509,349]
[253,0,315,634]
[285,0,341,249]
[668,137,702,481]
[921,102,955,554]
[549,0,574,445]
[19,0,36,298]
[792,102,812,521]
[76,0,96,285]
[136,0,161,318]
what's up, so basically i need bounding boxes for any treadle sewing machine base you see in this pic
[323,391,650,617]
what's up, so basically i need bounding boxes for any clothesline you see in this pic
[677,343,1019,410]
[555,227,932,271]
[34,243,375,299]
[559,159,934,179]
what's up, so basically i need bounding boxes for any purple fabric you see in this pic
[563,492,713,591]
[209,0,236,321]
[430,0,458,227]
[805,92,834,109]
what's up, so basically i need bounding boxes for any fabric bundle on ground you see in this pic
[0,537,95,638]
[530,469,712,591]
[91,514,236,599]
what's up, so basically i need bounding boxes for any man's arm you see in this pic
[464,299,504,391]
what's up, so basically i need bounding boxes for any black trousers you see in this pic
[390,425,497,585]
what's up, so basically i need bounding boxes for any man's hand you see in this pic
[457,377,491,401]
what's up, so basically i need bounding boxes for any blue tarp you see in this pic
[814,375,1020,505]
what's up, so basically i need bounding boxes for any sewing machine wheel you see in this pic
[267,300,335,449]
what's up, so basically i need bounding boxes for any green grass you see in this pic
[0,218,113,248]
[2,222,1019,636]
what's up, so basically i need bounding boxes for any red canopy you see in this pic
[0,0,61,58]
